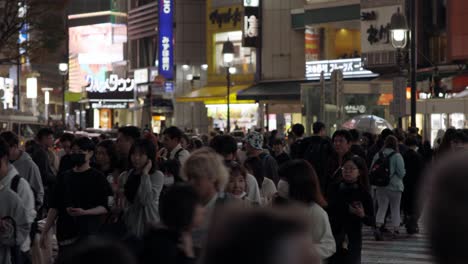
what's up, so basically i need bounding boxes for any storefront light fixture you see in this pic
[201,64,208,71]
[222,38,235,66]
[58,63,68,75]
[228,67,237,74]
[390,8,408,49]
[182,64,190,71]
[26,77,38,99]
[186,74,193,81]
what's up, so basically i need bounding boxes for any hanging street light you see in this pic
[222,38,235,133]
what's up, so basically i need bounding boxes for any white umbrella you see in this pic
[341,115,394,134]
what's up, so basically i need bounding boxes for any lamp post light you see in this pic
[42,87,53,121]
[26,77,38,116]
[222,38,235,133]
[58,63,68,126]
[390,7,416,128]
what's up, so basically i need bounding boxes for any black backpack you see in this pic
[369,151,396,187]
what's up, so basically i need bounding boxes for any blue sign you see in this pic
[164,82,174,93]
[158,0,174,80]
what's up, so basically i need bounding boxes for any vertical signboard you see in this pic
[243,0,260,47]
[158,0,174,80]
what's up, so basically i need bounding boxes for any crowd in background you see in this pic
[0,122,467,264]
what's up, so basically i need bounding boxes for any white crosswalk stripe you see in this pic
[361,227,434,264]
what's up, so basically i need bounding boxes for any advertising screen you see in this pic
[68,23,128,98]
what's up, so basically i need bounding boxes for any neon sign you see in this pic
[85,74,135,93]
[305,58,378,80]
[158,0,174,80]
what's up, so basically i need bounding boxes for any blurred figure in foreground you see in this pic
[201,206,319,264]
[55,238,136,264]
[427,150,468,264]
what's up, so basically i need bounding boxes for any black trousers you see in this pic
[329,223,362,264]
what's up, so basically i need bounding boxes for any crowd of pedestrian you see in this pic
[0,122,467,264]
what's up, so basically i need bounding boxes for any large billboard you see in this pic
[68,23,130,99]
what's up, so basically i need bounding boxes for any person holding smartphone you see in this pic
[118,139,164,237]
[326,155,374,264]
[40,137,112,258]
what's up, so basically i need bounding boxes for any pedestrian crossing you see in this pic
[361,227,433,264]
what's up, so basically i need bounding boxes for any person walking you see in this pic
[274,160,336,262]
[244,131,279,184]
[327,155,374,264]
[371,136,406,240]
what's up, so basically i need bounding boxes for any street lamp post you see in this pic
[58,63,68,126]
[390,7,410,128]
[222,39,235,133]
[42,87,53,121]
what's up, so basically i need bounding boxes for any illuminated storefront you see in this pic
[69,23,132,129]
[176,0,258,132]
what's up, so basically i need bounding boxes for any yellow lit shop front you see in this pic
[176,85,257,132]
[176,1,258,132]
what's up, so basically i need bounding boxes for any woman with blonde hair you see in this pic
[182,147,230,254]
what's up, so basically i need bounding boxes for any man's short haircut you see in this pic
[163,126,184,141]
[291,124,305,138]
[312,122,325,135]
[118,126,141,141]
[37,128,54,141]
[332,129,352,143]
[380,128,394,141]
[405,137,418,147]
[60,133,75,143]
[0,138,9,160]
[0,131,19,147]
[71,137,95,152]
[159,183,201,231]
[348,129,360,142]
[209,135,238,156]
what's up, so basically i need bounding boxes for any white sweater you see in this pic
[307,203,336,262]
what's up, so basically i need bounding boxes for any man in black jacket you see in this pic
[402,137,425,234]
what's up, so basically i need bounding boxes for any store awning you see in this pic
[176,85,253,104]
[237,81,308,101]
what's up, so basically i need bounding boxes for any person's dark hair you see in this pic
[163,126,184,141]
[36,128,54,141]
[72,137,95,152]
[427,151,468,264]
[380,128,394,142]
[25,140,40,156]
[96,140,119,171]
[210,135,237,156]
[437,128,457,155]
[129,138,157,174]
[225,160,247,179]
[272,138,284,146]
[312,121,325,135]
[160,159,181,182]
[278,160,327,207]
[159,183,201,231]
[118,126,141,142]
[408,127,419,134]
[0,131,19,147]
[348,129,360,143]
[362,132,375,147]
[291,124,305,138]
[392,128,406,142]
[342,155,370,191]
[202,206,315,264]
[55,238,136,264]
[405,137,419,147]
[452,130,468,144]
[0,138,9,161]
[383,135,399,152]
[244,156,264,186]
[98,134,107,141]
[332,130,352,144]
[60,133,75,144]
[191,138,204,150]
